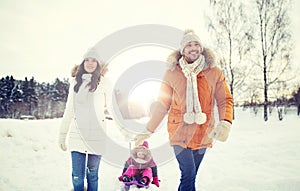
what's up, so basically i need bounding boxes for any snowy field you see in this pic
[0,107,300,191]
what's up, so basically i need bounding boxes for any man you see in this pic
[135,29,233,191]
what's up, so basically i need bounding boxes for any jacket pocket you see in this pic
[167,109,183,124]
[167,109,183,134]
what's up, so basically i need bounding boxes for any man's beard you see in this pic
[183,52,200,64]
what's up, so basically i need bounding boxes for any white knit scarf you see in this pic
[179,55,207,124]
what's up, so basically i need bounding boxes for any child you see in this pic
[118,141,160,187]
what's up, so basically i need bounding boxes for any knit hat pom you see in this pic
[184,112,195,124]
[180,29,202,54]
[195,112,206,125]
[184,29,195,34]
[140,141,149,148]
[183,112,207,124]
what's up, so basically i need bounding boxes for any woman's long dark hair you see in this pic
[73,60,102,93]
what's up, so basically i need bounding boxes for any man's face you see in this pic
[182,41,202,62]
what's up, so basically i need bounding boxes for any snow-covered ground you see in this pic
[0,107,300,191]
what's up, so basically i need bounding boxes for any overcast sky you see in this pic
[0,0,299,83]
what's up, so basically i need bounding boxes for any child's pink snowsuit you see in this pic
[121,141,158,183]
[123,165,153,181]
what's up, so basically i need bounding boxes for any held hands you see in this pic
[134,129,153,146]
[208,120,231,142]
[58,134,67,151]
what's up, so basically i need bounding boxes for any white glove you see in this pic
[58,134,67,151]
[134,129,153,146]
[208,120,231,142]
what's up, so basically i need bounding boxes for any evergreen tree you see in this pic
[293,87,300,115]
[48,78,69,118]
[11,83,23,103]
[0,77,6,117]
[50,78,69,102]
[0,76,15,118]
[28,77,38,115]
[20,77,38,116]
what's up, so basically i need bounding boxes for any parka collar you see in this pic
[167,47,216,71]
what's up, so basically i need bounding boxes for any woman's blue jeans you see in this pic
[71,151,101,191]
[173,146,206,191]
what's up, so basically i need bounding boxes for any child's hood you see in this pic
[131,141,152,163]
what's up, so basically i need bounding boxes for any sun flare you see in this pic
[128,81,161,110]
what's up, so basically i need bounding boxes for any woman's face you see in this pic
[84,57,98,73]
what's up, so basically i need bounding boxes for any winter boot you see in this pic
[138,176,150,186]
[139,167,152,185]
[122,175,133,182]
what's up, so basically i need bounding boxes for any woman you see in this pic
[59,48,110,191]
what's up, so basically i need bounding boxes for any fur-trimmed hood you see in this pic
[166,47,216,71]
[130,142,152,164]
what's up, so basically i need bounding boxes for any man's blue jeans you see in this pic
[173,146,206,191]
[71,151,101,191]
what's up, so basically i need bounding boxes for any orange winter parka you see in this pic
[146,48,233,150]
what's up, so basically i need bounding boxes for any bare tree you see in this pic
[207,0,255,118]
[255,0,292,121]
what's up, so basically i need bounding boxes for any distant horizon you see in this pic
[0,74,71,83]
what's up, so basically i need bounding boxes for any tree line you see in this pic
[0,74,299,120]
[242,86,300,117]
[207,0,298,120]
[0,75,69,119]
